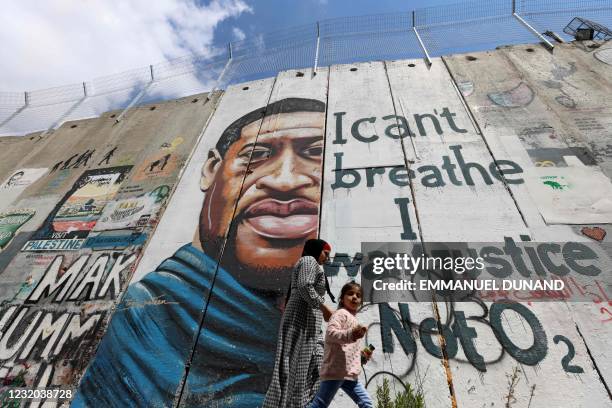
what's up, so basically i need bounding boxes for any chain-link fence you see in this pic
[1,0,611,137]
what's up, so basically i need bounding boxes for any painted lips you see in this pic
[244,198,318,239]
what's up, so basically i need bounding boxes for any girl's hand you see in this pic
[361,349,373,364]
[351,325,367,340]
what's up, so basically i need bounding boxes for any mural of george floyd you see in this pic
[1,41,612,407]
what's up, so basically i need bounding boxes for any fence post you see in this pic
[413,10,433,66]
[513,12,555,52]
[0,92,30,131]
[313,22,321,75]
[41,85,90,137]
[115,65,155,123]
[205,48,234,102]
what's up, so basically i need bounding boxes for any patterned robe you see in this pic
[263,256,327,408]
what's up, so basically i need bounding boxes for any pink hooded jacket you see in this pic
[319,308,363,381]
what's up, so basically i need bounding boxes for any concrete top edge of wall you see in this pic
[1,39,610,140]
[0,91,216,139]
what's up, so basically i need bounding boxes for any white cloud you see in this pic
[232,27,246,41]
[0,0,253,92]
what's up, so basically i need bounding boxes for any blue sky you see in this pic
[0,0,459,92]
[214,0,457,46]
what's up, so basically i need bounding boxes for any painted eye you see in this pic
[250,147,271,162]
[303,145,323,157]
[239,146,271,164]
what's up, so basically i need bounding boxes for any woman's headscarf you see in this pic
[302,239,332,259]
[298,239,336,303]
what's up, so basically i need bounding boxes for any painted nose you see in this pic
[255,149,314,192]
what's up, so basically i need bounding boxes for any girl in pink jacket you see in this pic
[307,281,373,408]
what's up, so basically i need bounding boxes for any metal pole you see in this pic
[0,105,27,131]
[115,66,155,124]
[115,82,153,123]
[41,92,89,137]
[0,92,30,131]
[204,41,235,103]
[313,22,321,75]
[513,12,555,52]
[206,57,233,103]
[82,82,88,97]
[412,11,432,66]
[512,0,516,14]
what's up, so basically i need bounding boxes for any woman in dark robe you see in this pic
[263,239,335,408]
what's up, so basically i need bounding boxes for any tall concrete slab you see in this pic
[72,79,281,407]
[503,43,612,179]
[0,134,44,182]
[320,61,451,407]
[179,67,334,406]
[323,61,418,248]
[443,48,612,407]
[501,42,612,392]
[443,50,572,240]
[385,58,527,242]
[0,92,220,404]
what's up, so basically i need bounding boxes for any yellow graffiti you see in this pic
[535,160,556,167]
[161,137,184,152]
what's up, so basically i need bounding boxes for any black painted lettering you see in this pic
[394,197,417,240]
[490,303,547,366]
[563,242,600,276]
[440,107,467,133]
[503,237,532,277]
[453,311,486,371]
[489,160,524,184]
[365,167,385,187]
[480,246,513,278]
[331,152,360,190]
[383,115,414,139]
[417,165,445,188]
[333,112,348,145]
[379,303,416,355]
[450,145,493,186]
[413,113,442,136]
[441,155,463,186]
[420,318,458,359]
[351,117,378,143]
[537,243,569,276]
[389,166,412,187]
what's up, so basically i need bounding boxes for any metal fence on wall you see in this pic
[1,0,611,137]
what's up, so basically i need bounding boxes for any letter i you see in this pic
[394,198,417,240]
[333,112,348,145]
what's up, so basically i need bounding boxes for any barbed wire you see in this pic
[1,0,610,136]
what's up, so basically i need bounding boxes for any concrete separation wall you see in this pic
[0,41,611,407]
[0,92,220,404]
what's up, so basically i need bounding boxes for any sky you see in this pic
[0,0,458,93]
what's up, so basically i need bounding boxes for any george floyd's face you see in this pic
[199,110,325,286]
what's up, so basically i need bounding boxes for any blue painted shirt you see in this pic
[73,244,280,407]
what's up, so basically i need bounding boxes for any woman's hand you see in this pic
[320,303,333,322]
[351,325,367,340]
